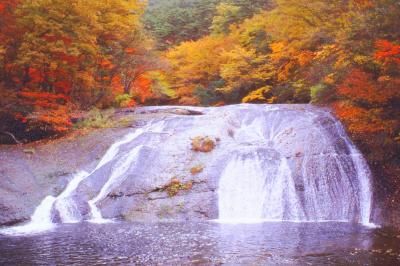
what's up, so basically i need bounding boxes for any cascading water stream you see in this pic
[1,120,165,235]
[54,171,89,223]
[88,145,145,223]
[0,196,57,235]
[218,154,269,222]
[333,120,374,227]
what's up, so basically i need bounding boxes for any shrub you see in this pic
[74,108,115,129]
[310,83,333,104]
[191,136,216,152]
[163,178,193,197]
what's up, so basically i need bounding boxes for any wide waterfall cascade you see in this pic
[0,104,376,235]
[216,106,375,226]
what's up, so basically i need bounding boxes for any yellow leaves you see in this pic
[334,50,351,70]
[166,36,235,85]
[277,61,295,82]
[314,44,338,61]
[269,42,287,62]
[242,86,275,103]
[324,74,336,85]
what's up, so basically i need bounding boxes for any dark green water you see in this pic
[0,221,399,265]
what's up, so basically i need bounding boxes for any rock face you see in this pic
[0,104,377,228]
[0,128,130,226]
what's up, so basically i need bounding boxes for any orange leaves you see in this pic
[296,51,314,67]
[337,69,392,104]
[18,91,70,103]
[17,91,72,133]
[375,39,400,67]
[99,59,114,69]
[352,0,374,8]
[58,53,78,64]
[125,48,136,54]
[133,75,153,103]
[111,75,124,95]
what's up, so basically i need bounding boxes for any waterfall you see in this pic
[55,171,89,223]
[1,104,376,235]
[333,121,374,227]
[88,145,144,223]
[217,107,375,227]
[218,153,269,222]
[218,153,305,223]
[1,196,56,235]
[1,120,165,235]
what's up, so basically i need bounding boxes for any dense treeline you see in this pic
[143,0,270,50]
[0,0,173,139]
[0,1,399,207]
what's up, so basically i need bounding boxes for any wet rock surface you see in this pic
[0,104,386,227]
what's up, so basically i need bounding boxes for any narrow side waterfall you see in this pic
[1,120,165,235]
[55,171,89,223]
[88,145,144,223]
[1,196,56,235]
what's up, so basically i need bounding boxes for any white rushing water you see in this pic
[217,107,375,226]
[218,154,269,222]
[55,171,89,223]
[1,120,166,235]
[1,196,57,235]
[88,145,145,223]
[1,104,376,235]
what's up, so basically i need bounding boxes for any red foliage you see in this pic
[337,69,391,104]
[17,91,72,132]
[332,102,392,134]
[43,34,73,46]
[0,1,20,43]
[28,68,45,84]
[53,80,72,94]
[133,75,154,103]
[375,39,400,66]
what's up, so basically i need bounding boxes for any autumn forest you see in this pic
[0,1,399,209]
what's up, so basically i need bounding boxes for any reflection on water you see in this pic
[0,222,399,265]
